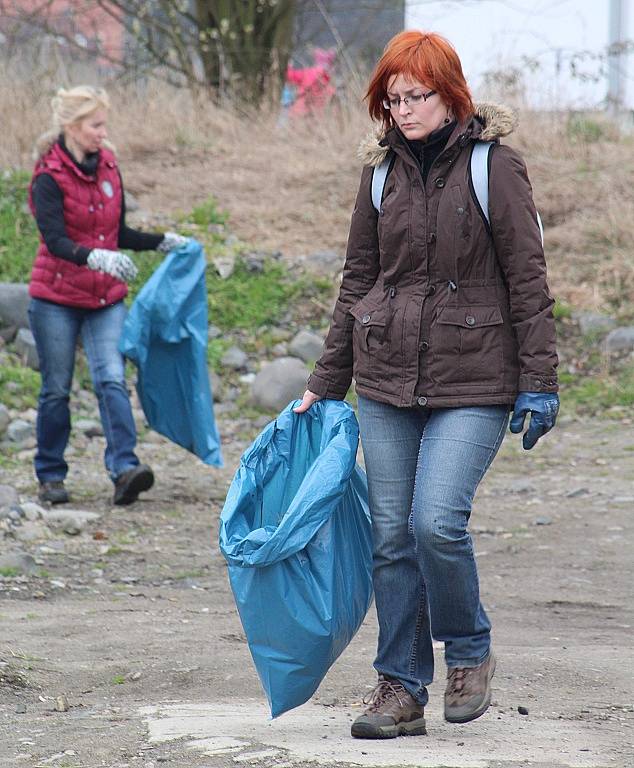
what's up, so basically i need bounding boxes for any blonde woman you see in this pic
[29,86,187,506]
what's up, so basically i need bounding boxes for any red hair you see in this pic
[366,30,474,129]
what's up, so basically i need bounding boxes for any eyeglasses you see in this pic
[382,90,437,110]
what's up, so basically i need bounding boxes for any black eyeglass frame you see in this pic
[382,89,437,110]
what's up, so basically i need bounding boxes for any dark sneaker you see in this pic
[445,652,496,724]
[351,676,426,739]
[113,464,154,506]
[38,481,69,505]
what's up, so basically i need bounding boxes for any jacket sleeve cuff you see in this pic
[307,372,350,400]
[518,373,559,393]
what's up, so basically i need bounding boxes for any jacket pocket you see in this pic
[431,305,504,385]
[350,303,390,383]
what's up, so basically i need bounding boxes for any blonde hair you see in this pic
[34,85,114,158]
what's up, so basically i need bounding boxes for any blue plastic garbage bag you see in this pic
[119,240,222,467]
[219,399,373,717]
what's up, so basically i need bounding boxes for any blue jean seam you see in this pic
[83,317,120,477]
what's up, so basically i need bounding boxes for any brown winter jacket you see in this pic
[307,104,558,408]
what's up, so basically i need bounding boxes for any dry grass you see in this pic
[2,62,633,315]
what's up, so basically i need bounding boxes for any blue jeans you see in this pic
[28,298,140,483]
[357,396,509,706]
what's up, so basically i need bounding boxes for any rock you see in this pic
[572,311,616,336]
[242,250,267,273]
[0,404,9,437]
[534,516,553,526]
[20,502,45,521]
[220,346,249,371]
[509,479,533,494]
[74,419,103,437]
[15,703,27,714]
[212,253,236,279]
[302,249,343,274]
[208,324,222,340]
[13,521,51,542]
[41,508,101,535]
[14,328,39,370]
[0,551,38,575]
[0,283,30,329]
[210,370,224,403]
[605,326,634,354]
[272,342,288,357]
[7,419,34,443]
[0,485,18,510]
[0,325,17,343]
[288,330,324,363]
[517,706,529,716]
[54,695,69,712]
[251,357,308,411]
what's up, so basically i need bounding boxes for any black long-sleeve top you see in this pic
[31,138,164,265]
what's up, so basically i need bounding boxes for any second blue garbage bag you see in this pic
[219,400,373,718]
[119,240,222,467]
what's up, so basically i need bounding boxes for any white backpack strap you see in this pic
[371,155,392,211]
[470,140,493,227]
[471,139,544,245]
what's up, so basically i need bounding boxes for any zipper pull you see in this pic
[448,280,457,293]
[389,286,397,298]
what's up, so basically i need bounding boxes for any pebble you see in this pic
[518,705,529,715]
[15,703,26,714]
[55,695,69,712]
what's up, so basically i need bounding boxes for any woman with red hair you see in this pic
[296,31,558,738]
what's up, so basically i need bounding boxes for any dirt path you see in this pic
[1,414,633,768]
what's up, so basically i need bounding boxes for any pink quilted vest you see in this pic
[28,141,128,309]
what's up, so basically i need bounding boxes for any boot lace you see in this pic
[363,678,406,711]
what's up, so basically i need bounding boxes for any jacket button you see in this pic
[98,203,103,209]
[89,205,94,212]
[465,315,476,326]
[426,284,436,295]
[457,206,464,214]
[419,341,429,352]
[100,298,106,305]
[362,314,371,324]
[379,208,385,216]
[435,177,445,188]
[56,272,62,278]
[534,379,543,388]
[98,234,105,241]
[417,396,428,406]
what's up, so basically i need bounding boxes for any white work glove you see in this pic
[158,231,189,254]
[87,249,138,282]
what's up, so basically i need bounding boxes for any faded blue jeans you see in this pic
[29,298,140,483]
[357,395,509,706]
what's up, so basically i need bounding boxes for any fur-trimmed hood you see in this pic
[357,102,518,166]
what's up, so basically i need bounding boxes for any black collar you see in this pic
[58,134,99,176]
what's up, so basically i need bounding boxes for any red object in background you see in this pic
[285,48,336,116]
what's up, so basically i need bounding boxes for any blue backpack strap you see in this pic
[371,154,392,211]
[470,139,544,245]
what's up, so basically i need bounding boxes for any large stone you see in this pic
[221,346,249,371]
[7,419,34,443]
[572,312,616,336]
[288,330,324,363]
[41,508,101,536]
[0,485,19,510]
[0,404,10,436]
[0,552,38,575]
[605,326,634,354]
[0,283,29,330]
[251,357,308,411]
[14,328,39,370]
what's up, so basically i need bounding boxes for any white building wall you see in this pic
[405,0,633,110]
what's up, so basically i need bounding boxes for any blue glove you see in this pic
[509,392,559,450]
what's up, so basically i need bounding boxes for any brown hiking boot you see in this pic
[38,481,70,505]
[113,464,154,506]
[444,652,496,724]
[351,676,426,739]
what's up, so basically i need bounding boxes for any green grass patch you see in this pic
[553,298,572,320]
[0,360,40,409]
[0,567,20,578]
[111,674,126,685]
[187,197,229,228]
[560,366,634,414]
[0,170,39,282]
